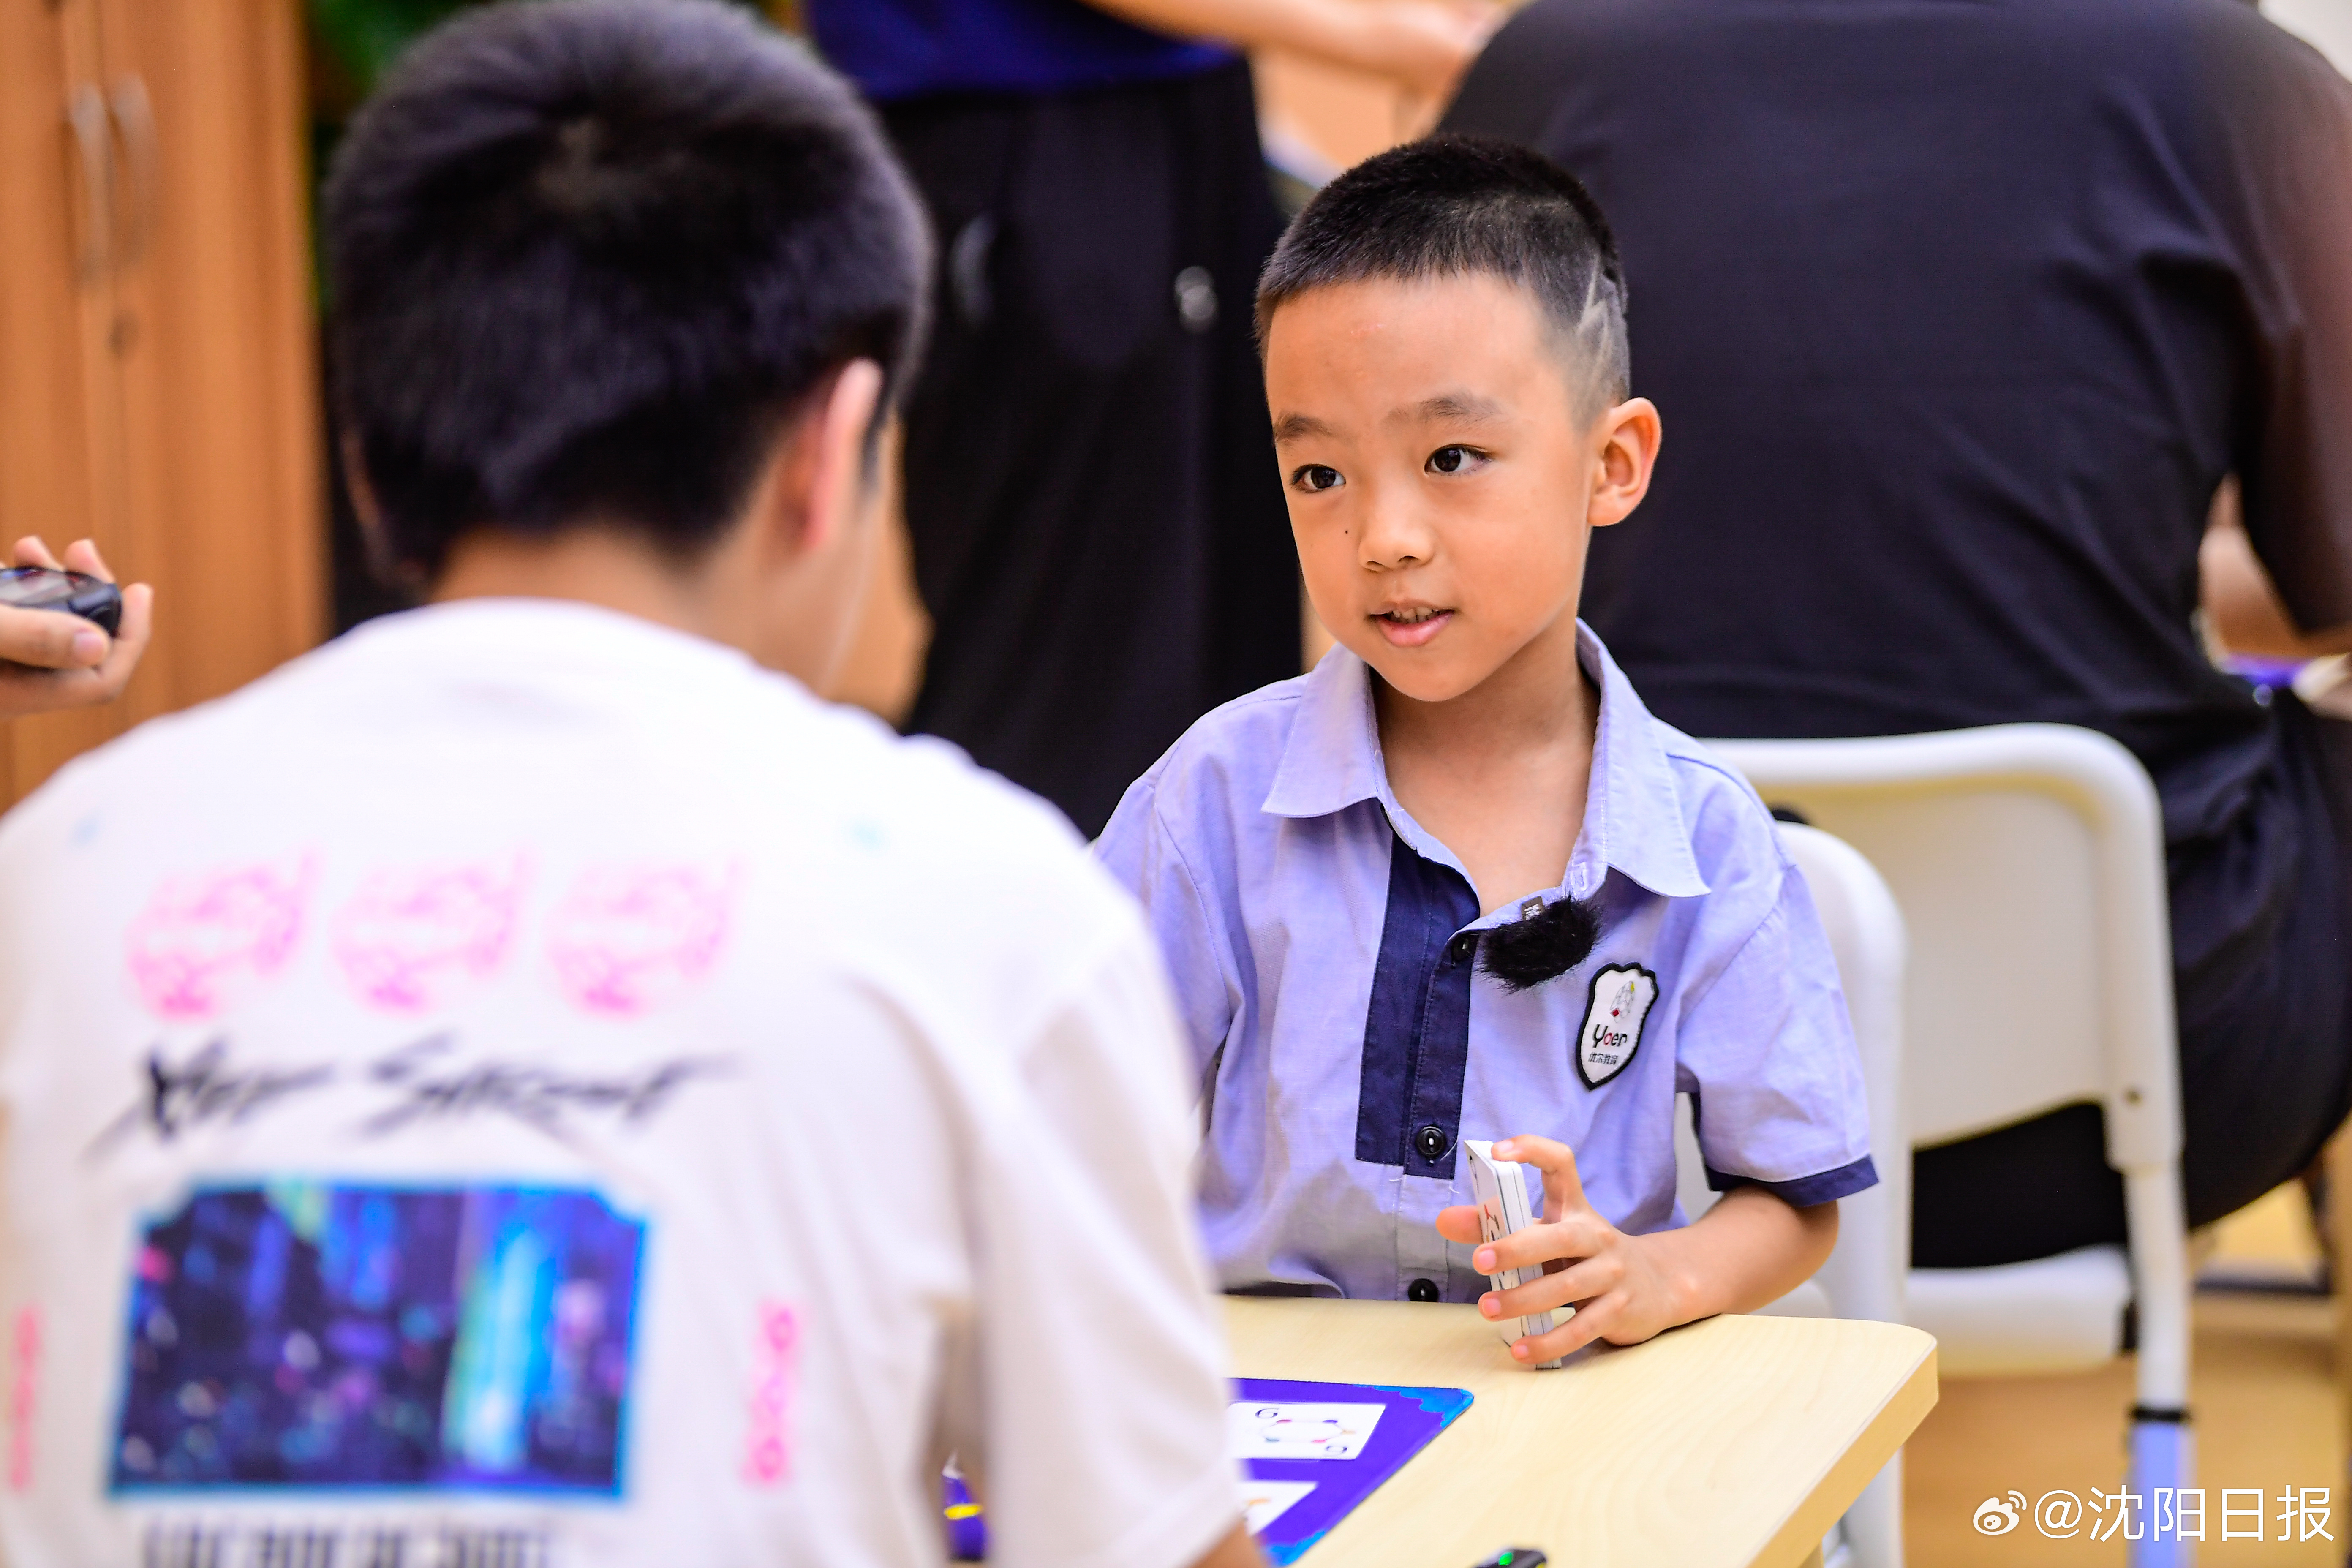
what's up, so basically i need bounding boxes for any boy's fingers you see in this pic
[1435,1204,1486,1246]
[0,605,106,671]
[1516,1295,1617,1363]
[1473,1212,1607,1277]
[1486,1250,1618,1321]
[1493,1134,1590,1222]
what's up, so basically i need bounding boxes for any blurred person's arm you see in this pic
[2213,22,2352,651]
[0,537,154,718]
[935,906,1260,1568]
[1081,0,1502,101]
[2203,482,2352,659]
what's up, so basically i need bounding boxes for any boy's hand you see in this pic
[0,536,155,717]
[1435,1134,1690,1363]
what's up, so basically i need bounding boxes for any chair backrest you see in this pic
[1780,824,1909,1323]
[1703,725,2180,1172]
[1674,823,1908,1323]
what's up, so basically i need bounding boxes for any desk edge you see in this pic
[1744,1331,1941,1568]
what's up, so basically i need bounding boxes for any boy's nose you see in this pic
[1357,497,1435,571]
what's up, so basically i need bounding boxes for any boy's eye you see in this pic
[1292,465,1344,493]
[1427,445,1485,475]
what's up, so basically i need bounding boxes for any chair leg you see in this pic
[2128,1419,2196,1568]
[2326,1126,2352,1438]
[1840,1455,1902,1568]
[2122,1165,2194,1568]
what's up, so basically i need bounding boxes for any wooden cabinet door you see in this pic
[95,0,324,717]
[0,0,125,798]
[0,0,324,806]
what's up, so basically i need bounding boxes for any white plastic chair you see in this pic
[1674,821,1909,1568]
[1706,725,2193,1568]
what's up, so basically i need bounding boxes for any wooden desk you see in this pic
[1225,1300,1936,1568]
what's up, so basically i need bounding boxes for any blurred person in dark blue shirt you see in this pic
[807,0,1496,835]
[1447,0,2352,1264]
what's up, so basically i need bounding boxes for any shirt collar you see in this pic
[1260,623,1710,901]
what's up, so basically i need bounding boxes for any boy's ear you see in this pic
[1587,396,1662,530]
[340,430,425,591]
[755,359,885,562]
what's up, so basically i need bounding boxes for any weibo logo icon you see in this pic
[1973,1492,2025,1535]
[125,858,316,1021]
[547,863,741,1017]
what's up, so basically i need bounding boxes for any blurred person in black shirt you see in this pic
[808,0,1497,835]
[1447,0,2352,1263]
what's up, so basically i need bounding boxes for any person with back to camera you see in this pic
[801,0,1500,836]
[1097,138,1876,1353]
[0,4,1261,1564]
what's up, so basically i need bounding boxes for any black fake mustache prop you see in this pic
[1476,896,1604,992]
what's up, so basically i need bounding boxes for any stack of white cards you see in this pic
[1462,1138,1569,1369]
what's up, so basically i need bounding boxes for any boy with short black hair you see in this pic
[1098,136,1876,1362]
[0,5,1257,1564]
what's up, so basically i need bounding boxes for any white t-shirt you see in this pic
[0,600,1238,1568]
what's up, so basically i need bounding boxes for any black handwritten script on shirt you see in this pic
[89,1034,732,1156]
[88,1038,337,1152]
[361,1034,724,1136]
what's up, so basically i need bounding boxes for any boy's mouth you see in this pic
[1372,605,1454,648]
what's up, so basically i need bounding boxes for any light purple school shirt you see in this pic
[1095,622,1876,1303]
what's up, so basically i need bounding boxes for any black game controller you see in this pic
[0,567,123,635]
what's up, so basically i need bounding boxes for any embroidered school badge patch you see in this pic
[1576,963,1658,1089]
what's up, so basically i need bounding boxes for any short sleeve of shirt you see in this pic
[1676,860,1877,1207]
[940,913,1239,1568]
[1093,781,1239,1084]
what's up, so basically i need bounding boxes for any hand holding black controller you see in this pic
[0,567,123,635]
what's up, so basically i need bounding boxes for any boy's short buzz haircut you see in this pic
[325,0,930,583]
[1255,135,1630,419]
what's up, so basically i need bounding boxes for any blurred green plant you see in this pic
[310,0,796,103]
[310,0,471,94]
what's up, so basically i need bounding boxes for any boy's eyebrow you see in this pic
[1399,392,1507,425]
[1271,411,1337,442]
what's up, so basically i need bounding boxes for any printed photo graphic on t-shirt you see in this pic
[111,1182,644,1497]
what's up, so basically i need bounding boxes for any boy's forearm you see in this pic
[1644,1187,1839,1324]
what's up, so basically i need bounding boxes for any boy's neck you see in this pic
[432,525,719,640]
[1372,610,1599,914]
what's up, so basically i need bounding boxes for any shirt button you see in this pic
[1407,1278,1440,1303]
[1413,1124,1450,1161]
[1446,933,1476,965]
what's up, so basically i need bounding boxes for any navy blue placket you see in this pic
[1353,826,1481,1181]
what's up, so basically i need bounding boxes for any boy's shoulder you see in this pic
[1581,628,1794,920]
[1109,668,1325,830]
[1643,716,1799,912]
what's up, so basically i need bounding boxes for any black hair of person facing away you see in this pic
[324,0,930,585]
[1257,134,1627,989]
[1254,133,1631,423]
